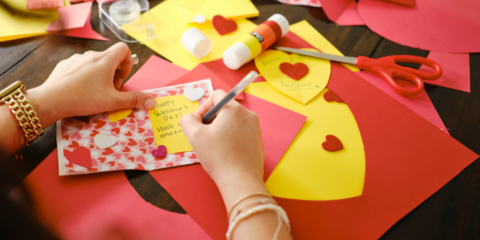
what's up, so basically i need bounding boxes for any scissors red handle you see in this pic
[356,55,443,80]
[369,66,425,96]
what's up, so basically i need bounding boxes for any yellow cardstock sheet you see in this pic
[108,109,132,122]
[177,0,259,24]
[245,82,365,201]
[255,49,331,104]
[124,0,258,70]
[148,95,199,154]
[289,20,359,72]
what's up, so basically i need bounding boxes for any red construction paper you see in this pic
[63,147,93,168]
[356,71,449,135]
[48,6,109,41]
[322,135,343,151]
[121,55,188,92]
[212,15,238,35]
[279,62,309,80]
[384,0,415,7]
[17,150,210,239]
[320,0,365,26]
[149,93,307,240]
[27,0,63,10]
[46,2,91,31]
[149,63,478,240]
[323,89,344,103]
[358,0,480,53]
[419,51,470,92]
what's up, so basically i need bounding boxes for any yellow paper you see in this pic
[108,109,132,122]
[255,49,331,104]
[290,20,360,72]
[177,0,259,24]
[245,82,365,201]
[148,95,199,154]
[0,6,50,41]
[124,0,258,70]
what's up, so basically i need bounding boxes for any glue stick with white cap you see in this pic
[223,14,289,70]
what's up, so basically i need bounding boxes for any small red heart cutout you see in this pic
[323,90,344,103]
[279,62,309,80]
[152,145,167,158]
[212,15,237,35]
[322,135,344,152]
[64,147,93,168]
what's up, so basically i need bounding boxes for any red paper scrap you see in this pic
[358,0,480,53]
[212,15,238,35]
[17,150,210,239]
[279,62,309,80]
[320,0,365,26]
[27,0,63,10]
[356,71,449,135]
[47,2,92,31]
[322,135,344,151]
[419,51,470,92]
[63,146,93,168]
[384,0,415,7]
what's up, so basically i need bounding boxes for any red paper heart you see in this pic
[323,90,344,103]
[212,15,237,35]
[64,147,93,168]
[279,62,309,80]
[322,135,343,151]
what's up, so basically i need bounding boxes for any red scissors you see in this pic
[275,47,443,97]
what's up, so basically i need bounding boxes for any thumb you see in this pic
[180,113,203,140]
[116,91,156,110]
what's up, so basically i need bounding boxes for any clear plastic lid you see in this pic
[98,0,155,43]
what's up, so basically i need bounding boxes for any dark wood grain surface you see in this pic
[0,0,479,239]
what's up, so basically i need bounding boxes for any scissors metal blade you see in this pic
[275,47,357,65]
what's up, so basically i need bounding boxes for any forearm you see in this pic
[215,174,293,240]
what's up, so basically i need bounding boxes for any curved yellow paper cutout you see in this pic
[245,82,365,201]
[255,49,331,104]
[108,109,132,123]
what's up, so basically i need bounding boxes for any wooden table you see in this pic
[1,0,479,239]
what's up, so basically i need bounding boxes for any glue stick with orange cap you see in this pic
[223,14,289,70]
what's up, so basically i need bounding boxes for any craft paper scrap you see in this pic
[255,49,331,104]
[1,0,63,20]
[320,0,365,26]
[277,0,321,7]
[287,20,359,72]
[19,150,210,240]
[27,0,63,10]
[358,0,480,53]
[46,1,91,31]
[47,10,109,41]
[0,5,51,42]
[419,51,470,92]
[148,95,199,153]
[124,0,257,70]
[356,71,449,135]
[177,0,259,24]
[57,80,213,175]
[108,108,132,122]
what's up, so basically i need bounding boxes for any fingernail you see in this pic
[144,99,156,109]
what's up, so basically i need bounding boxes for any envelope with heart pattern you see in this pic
[56,79,214,176]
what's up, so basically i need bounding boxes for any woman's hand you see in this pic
[27,42,156,128]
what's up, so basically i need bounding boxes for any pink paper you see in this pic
[49,14,109,41]
[121,55,188,92]
[320,0,365,26]
[358,0,480,53]
[356,71,449,135]
[18,149,210,239]
[276,0,322,7]
[27,0,63,10]
[384,0,415,7]
[47,2,92,31]
[419,51,470,92]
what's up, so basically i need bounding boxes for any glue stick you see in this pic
[223,14,289,70]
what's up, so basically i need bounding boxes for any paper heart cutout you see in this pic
[255,49,331,104]
[322,135,344,152]
[94,133,118,149]
[64,147,93,168]
[184,87,205,102]
[212,15,237,35]
[152,145,168,158]
[323,90,344,103]
[108,109,132,122]
[279,62,309,80]
[192,15,206,23]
